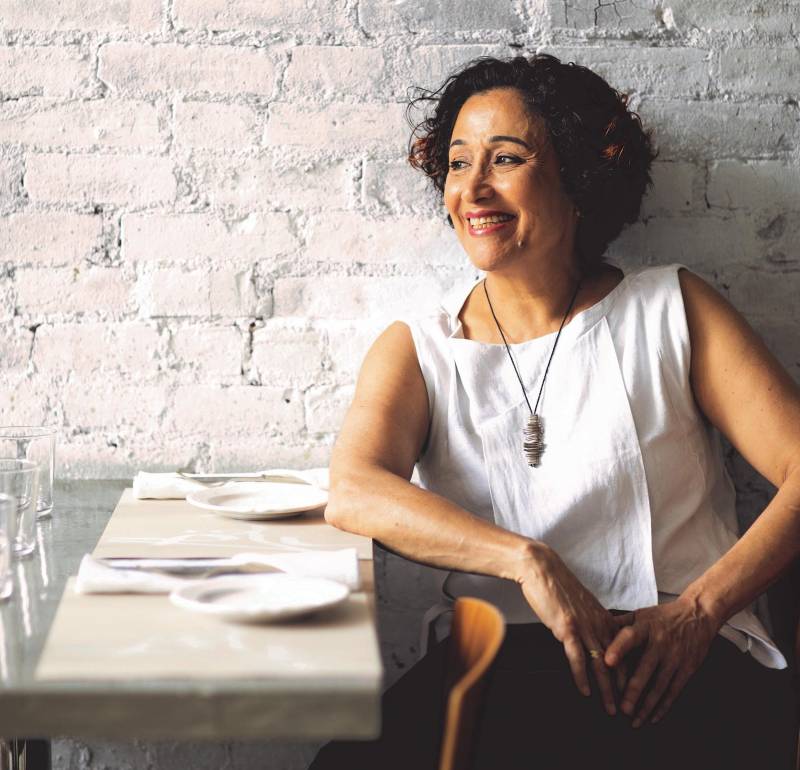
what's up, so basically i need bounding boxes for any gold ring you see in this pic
[589,649,602,659]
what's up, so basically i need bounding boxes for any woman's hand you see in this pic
[518,545,628,716]
[603,597,723,727]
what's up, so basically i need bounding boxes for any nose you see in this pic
[462,160,493,204]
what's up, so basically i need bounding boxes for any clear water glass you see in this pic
[0,494,12,600]
[0,459,39,558]
[0,427,56,520]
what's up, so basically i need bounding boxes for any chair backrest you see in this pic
[438,597,506,770]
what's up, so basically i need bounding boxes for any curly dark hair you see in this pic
[407,54,658,268]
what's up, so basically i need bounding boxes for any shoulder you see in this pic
[673,267,759,363]
[622,262,688,295]
[612,262,707,324]
[353,322,428,410]
[603,262,691,328]
[602,263,700,380]
[674,267,732,321]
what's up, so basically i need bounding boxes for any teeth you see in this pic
[468,214,514,228]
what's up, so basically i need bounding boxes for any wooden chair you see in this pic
[438,597,506,770]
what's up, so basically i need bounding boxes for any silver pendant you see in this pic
[524,413,544,467]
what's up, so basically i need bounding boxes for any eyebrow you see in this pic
[449,135,533,150]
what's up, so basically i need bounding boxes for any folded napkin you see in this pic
[75,547,360,594]
[132,467,330,500]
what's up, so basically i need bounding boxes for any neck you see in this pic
[483,254,585,340]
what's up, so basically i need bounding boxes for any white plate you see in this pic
[186,481,328,520]
[169,574,350,623]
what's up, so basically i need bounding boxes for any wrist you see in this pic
[680,579,729,629]
[510,538,554,585]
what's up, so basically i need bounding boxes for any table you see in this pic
[0,481,382,769]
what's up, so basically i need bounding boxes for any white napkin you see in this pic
[132,468,330,499]
[75,547,360,594]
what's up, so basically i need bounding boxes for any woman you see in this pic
[311,55,800,769]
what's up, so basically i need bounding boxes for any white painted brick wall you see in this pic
[0,0,797,492]
[250,322,328,387]
[0,0,162,33]
[283,46,387,100]
[264,102,407,151]
[539,46,712,99]
[172,0,349,34]
[0,46,94,98]
[191,154,355,211]
[15,265,133,318]
[0,98,163,149]
[25,154,177,206]
[1,212,102,264]
[98,43,277,97]
[358,0,525,34]
[123,212,298,263]
[173,100,262,149]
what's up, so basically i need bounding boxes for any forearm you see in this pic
[682,466,800,625]
[325,459,544,584]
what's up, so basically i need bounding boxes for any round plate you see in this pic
[186,482,328,520]
[169,574,350,623]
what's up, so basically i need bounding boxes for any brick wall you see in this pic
[1,1,797,480]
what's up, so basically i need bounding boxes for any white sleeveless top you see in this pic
[406,262,786,669]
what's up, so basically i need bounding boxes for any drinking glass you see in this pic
[0,494,12,600]
[0,460,39,558]
[0,427,56,519]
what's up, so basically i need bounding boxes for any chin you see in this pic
[462,243,518,273]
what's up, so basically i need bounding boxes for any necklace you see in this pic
[483,276,582,467]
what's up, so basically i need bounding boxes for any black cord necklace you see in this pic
[483,276,582,467]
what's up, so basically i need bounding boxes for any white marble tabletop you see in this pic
[0,481,382,740]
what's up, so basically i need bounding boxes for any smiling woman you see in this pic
[444,90,576,279]
[409,54,656,270]
[311,54,800,770]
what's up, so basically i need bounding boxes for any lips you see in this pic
[464,211,515,236]
[465,211,515,227]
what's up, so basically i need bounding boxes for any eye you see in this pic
[495,154,522,165]
[448,159,468,170]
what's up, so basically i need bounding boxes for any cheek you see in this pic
[443,179,457,211]
[443,189,462,225]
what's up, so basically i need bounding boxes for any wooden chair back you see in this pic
[438,597,506,770]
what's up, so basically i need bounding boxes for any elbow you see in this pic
[323,472,361,532]
[323,498,346,530]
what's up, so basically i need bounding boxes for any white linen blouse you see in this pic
[406,262,786,669]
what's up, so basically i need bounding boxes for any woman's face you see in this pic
[444,87,578,273]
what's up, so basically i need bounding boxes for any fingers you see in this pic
[562,634,591,697]
[585,637,617,716]
[620,649,659,723]
[650,668,692,724]
[614,657,629,695]
[630,663,677,727]
[604,623,643,668]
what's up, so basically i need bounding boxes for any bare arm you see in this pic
[677,269,800,623]
[605,268,800,727]
[324,321,541,581]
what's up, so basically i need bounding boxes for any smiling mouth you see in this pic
[467,214,515,230]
